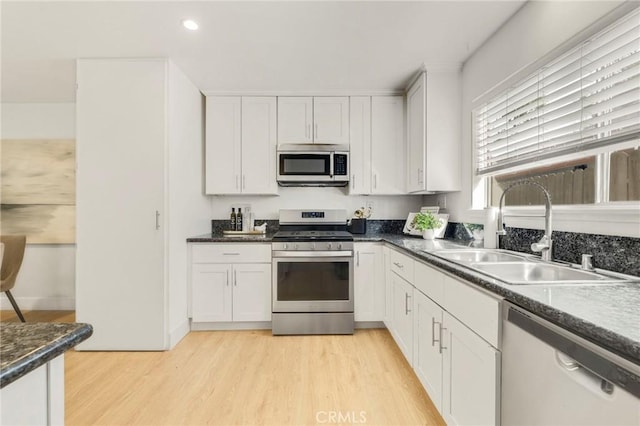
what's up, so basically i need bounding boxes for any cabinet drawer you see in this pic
[442,275,501,348]
[414,260,445,306]
[389,249,414,283]
[191,244,271,263]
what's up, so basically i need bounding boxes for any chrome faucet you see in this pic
[497,180,553,262]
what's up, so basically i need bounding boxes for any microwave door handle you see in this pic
[329,153,334,178]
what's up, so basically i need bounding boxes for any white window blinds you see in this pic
[475,8,640,175]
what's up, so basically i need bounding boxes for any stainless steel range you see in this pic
[271,209,354,335]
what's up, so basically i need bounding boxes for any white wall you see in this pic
[441,0,630,232]
[167,61,210,346]
[209,188,422,221]
[1,102,76,310]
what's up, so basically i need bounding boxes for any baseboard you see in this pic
[169,320,190,349]
[190,321,272,331]
[355,321,385,329]
[0,296,75,311]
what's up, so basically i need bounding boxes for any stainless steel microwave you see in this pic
[277,144,349,186]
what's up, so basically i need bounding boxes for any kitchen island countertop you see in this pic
[0,322,93,388]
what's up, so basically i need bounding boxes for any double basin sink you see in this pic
[428,249,633,286]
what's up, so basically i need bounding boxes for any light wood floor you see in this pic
[2,311,445,426]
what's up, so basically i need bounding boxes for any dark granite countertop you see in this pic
[0,322,93,388]
[186,231,639,364]
[187,232,276,243]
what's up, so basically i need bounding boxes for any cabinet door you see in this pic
[277,97,313,143]
[232,263,272,322]
[349,96,372,194]
[205,96,242,194]
[391,272,414,366]
[442,312,499,426]
[241,97,278,194]
[191,264,233,322]
[407,73,426,192]
[313,97,349,144]
[354,243,384,322]
[413,290,444,412]
[371,96,405,194]
[425,71,461,192]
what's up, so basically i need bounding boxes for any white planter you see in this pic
[422,229,435,240]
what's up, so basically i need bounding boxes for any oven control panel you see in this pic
[272,241,354,252]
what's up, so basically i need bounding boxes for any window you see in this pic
[475,8,640,207]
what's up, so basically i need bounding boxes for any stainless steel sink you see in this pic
[470,262,625,285]
[432,249,527,263]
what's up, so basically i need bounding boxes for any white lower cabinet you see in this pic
[386,250,502,425]
[354,243,385,322]
[442,311,500,426]
[191,263,271,323]
[413,290,444,412]
[390,271,414,366]
[232,264,272,322]
[191,264,233,322]
[190,244,271,324]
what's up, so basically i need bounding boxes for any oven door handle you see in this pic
[273,251,353,258]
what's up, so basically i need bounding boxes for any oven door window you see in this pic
[276,260,349,301]
[279,154,330,176]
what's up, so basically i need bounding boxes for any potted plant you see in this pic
[466,223,484,241]
[413,212,443,240]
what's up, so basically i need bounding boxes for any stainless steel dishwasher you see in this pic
[502,301,640,425]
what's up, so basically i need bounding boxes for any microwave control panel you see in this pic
[333,154,348,176]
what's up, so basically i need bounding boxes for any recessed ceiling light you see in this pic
[182,19,199,31]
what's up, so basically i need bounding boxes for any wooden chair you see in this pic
[1,235,27,322]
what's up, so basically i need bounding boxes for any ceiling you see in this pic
[1,1,525,103]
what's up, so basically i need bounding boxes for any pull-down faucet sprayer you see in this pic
[497,180,553,262]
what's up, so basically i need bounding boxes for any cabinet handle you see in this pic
[307,124,311,140]
[439,327,447,354]
[155,211,160,230]
[418,168,423,185]
[315,123,318,140]
[235,175,239,190]
[352,175,356,190]
[356,251,360,267]
[234,270,237,286]
[432,318,441,347]
[405,293,411,314]
[374,174,378,189]
[242,175,246,190]
[393,261,404,269]
[223,252,240,256]
[226,270,229,287]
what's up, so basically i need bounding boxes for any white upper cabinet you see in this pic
[350,96,405,195]
[241,97,278,194]
[206,96,277,195]
[277,97,313,143]
[371,96,405,194]
[277,96,349,144]
[349,96,372,194]
[407,69,461,193]
[313,97,349,144]
[206,97,242,194]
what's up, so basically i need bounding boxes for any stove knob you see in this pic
[338,243,343,250]
[283,243,288,250]
[294,243,299,250]
[312,242,316,249]
[328,242,333,250]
